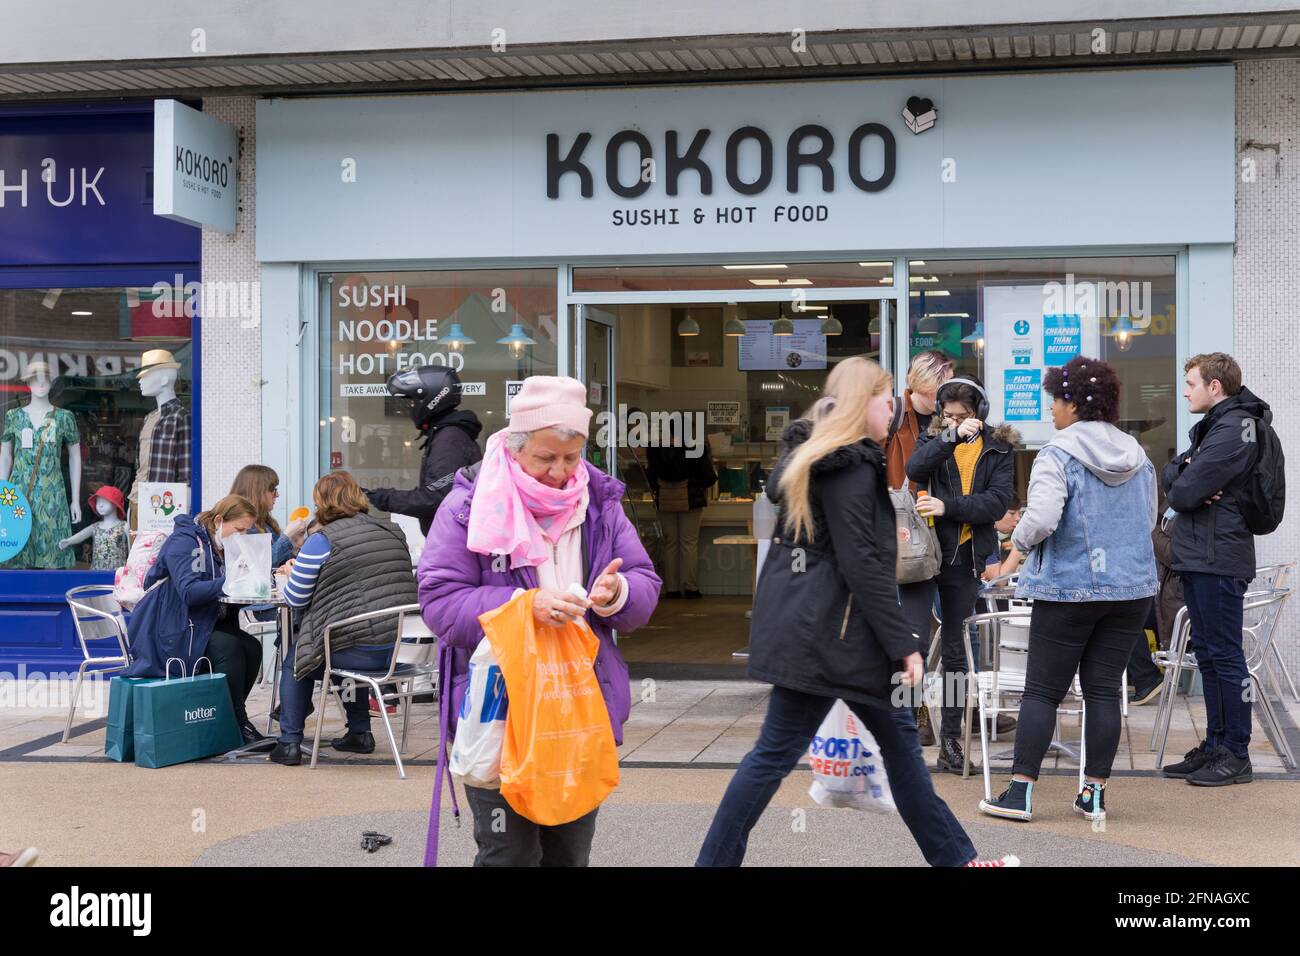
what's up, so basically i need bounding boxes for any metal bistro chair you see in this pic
[63,585,132,742]
[308,603,438,779]
[962,609,1089,801]
[1252,564,1299,703]
[1152,588,1294,769]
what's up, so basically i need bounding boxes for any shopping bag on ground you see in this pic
[808,699,897,814]
[478,589,620,826]
[104,675,161,762]
[449,636,508,788]
[222,532,272,599]
[131,658,242,769]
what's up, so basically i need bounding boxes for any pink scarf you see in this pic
[466,429,590,568]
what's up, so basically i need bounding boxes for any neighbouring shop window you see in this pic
[907,256,1178,492]
[320,269,558,494]
[0,286,193,571]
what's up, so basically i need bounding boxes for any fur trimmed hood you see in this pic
[924,417,1021,448]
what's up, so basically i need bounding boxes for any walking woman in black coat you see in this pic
[696,357,1015,868]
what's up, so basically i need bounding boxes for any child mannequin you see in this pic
[59,486,128,570]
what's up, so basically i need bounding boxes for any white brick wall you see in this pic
[1235,59,1300,677]
[199,96,261,507]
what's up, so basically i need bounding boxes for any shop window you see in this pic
[320,269,557,494]
[907,256,1178,493]
[0,287,193,571]
[573,260,893,293]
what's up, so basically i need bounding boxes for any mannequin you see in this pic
[58,486,128,570]
[129,349,191,529]
[0,361,81,568]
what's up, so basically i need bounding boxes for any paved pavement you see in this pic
[1,674,1297,866]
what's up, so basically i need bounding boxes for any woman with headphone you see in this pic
[906,375,1018,773]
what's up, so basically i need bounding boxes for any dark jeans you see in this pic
[1183,572,1251,758]
[1013,598,1151,780]
[277,640,394,745]
[1127,628,1163,691]
[463,785,600,866]
[898,578,937,657]
[935,542,981,737]
[206,625,262,727]
[696,686,978,867]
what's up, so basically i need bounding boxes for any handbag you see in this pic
[890,487,941,584]
[657,479,690,513]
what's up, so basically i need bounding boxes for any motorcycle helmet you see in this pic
[386,365,462,430]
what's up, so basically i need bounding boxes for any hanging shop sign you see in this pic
[153,99,239,233]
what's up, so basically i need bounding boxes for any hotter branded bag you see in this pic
[104,676,161,762]
[131,658,242,769]
[890,487,940,584]
[478,589,620,826]
[807,699,897,814]
[449,636,508,788]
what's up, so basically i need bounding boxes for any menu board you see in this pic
[738,319,827,371]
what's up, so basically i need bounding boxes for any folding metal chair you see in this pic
[63,585,131,742]
[1252,564,1299,703]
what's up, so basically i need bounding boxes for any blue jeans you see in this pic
[277,641,395,745]
[1182,573,1251,758]
[696,686,978,867]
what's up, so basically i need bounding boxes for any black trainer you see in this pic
[331,731,376,754]
[1187,746,1253,787]
[1073,781,1106,821]
[979,779,1033,821]
[268,741,302,766]
[1162,741,1212,778]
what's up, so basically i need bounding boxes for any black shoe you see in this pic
[1187,746,1253,787]
[240,720,272,747]
[1162,740,1212,778]
[331,731,375,754]
[268,741,302,766]
[936,736,968,774]
[683,589,703,599]
[1073,781,1106,821]
[1130,682,1163,706]
[979,779,1033,821]
[269,704,281,724]
[989,714,1017,734]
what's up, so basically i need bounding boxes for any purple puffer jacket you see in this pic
[418,460,661,747]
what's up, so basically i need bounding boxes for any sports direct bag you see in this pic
[808,699,897,814]
[449,636,508,788]
[1233,417,1286,535]
[478,589,620,826]
[890,488,941,584]
[112,530,169,610]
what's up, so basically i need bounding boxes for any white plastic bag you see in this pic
[807,699,897,814]
[222,532,272,599]
[449,636,508,788]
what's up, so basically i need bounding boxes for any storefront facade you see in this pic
[0,102,201,673]
[250,65,1235,666]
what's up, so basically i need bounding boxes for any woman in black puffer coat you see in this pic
[696,357,1011,868]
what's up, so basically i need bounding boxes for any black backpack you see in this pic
[1233,416,1286,535]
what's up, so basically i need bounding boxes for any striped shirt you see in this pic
[283,532,331,607]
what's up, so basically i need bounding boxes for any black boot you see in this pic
[268,741,302,765]
[916,706,935,747]
[331,731,376,754]
[240,720,272,747]
[936,736,967,774]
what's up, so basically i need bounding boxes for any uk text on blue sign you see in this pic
[1004,369,1042,422]
[1043,314,1082,367]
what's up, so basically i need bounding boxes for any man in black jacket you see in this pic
[1160,352,1270,787]
[365,366,483,537]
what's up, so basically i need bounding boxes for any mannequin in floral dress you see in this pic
[0,362,81,569]
[58,486,128,570]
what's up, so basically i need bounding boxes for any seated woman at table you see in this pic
[125,494,268,746]
[268,471,418,766]
[229,464,310,568]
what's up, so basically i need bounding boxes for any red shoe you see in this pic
[965,854,1021,867]
[368,697,397,718]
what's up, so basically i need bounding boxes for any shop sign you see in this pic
[153,100,239,233]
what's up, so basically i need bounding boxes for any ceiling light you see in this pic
[924,312,970,318]
[771,309,794,336]
[748,278,813,287]
[723,316,748,336]
[497,323,537,355]
[909,290,949,297]
[677,314,701,336]
[858,261,892,268]
[441,322,476,351]
[820,311,842,336]
[71,310,93,316]
[909,275,939,283]
[916,315,940,335]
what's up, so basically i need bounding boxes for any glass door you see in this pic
[571,304,616,475]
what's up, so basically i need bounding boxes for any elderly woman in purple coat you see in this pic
[418,375,661,866]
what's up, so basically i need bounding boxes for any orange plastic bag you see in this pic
[479,589,620,826]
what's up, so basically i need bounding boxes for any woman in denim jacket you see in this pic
[980,357,1156,825]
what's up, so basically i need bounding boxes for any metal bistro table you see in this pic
[217,591,291,759]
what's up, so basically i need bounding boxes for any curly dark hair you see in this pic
[1042,356,1120,423]
[935,374,986,414]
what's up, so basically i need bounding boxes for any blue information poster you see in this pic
[1043,314,1082,366]
[0,481,34,565]
[1004,369,1042,422]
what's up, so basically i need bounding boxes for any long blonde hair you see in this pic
[778,356,893,543]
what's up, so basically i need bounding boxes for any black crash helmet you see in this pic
[386,366,462,430]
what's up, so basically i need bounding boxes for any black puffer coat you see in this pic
[747,420,921,711]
